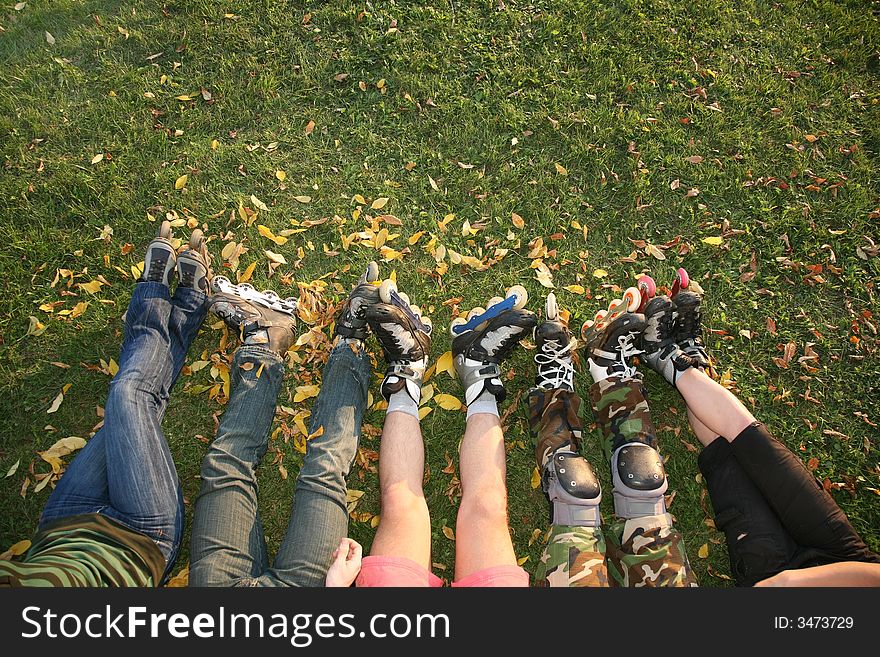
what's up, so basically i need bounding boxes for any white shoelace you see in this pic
[616,334,642,379]
[535,338,575,389]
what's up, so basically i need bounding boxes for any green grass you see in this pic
[1,0,878,586]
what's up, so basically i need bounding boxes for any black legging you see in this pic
[698,422,879,586]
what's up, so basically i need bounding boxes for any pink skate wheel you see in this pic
[637,275,656,299]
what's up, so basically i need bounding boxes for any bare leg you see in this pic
[676,367,755,441]
[687,407,721,447]
[369,411,432,570]
[455,412,517,580]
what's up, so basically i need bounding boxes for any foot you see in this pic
[365,292,432,404]
[582,311,645,382]
[453,305,537,405]
[141,221,176,287]
[208,279,298,356]
[177,229,211,292]
[641,296,702,386]
[334,262,380,342]
[534,294,575,392]
[672,290,711,372]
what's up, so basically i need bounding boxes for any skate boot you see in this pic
[534,293,575,392]
[177,229,211,293]
[365,280,432,405]
[208,278,299,355]
[641,295,702,387]
[141,221,177,287]
[530,294,602,527]
[334,261,380,342]
[452,286,536,405]
[672,290,712,375]
[581,310,646,383]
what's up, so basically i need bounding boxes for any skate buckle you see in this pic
[451,296,516,336]
[388,289,432,335]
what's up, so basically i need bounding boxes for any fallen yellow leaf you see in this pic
[434,393,463,411]
[294,385,321,403]
[530,467,541,489]
[435,351,455,378]
[0,539,32,560]
[78,280,103,294]
[238,261,257,283]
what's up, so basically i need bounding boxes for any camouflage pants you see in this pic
[530,379,697,587]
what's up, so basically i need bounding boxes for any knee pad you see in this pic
[611,443,668,518]
[545,451,602,527]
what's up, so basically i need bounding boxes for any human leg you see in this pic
[583,310,696,587]
[268,339,371,586]
[42,226,206,573]
[646,288,879,577]
[451,292,535,586]
[530,295,608,587]
[189,282,297,586]
[357,281,438,586]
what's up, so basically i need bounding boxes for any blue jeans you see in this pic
[189,341,371,587]
[40,282,206,580]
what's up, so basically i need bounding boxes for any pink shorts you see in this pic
[356,555,529,587]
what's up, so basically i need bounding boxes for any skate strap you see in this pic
[387,362,421,382]
[593,348,619,361]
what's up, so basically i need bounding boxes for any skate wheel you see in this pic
[486,296,504,309]
[450,317,467,336]
[637,275,656,299]
[410,304,422,317]
[240,283,255,293]
[676,268,690,290]
[284,297,297,306]
[580,320,594,342]
[379,279,397,304]
[264,290,280,302]
[158,220,172,240]
[545,293,559,321]
[506,285,528,310]
[188,229,204,250]
[365,261,379,283]
[422,316,433,332]
[466,306,485,322]
[594,309,608,325]
[397,292,410,306]
[622,287,641,312]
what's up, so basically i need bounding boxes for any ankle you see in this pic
[387,389,420,419]
[466,389,499,419]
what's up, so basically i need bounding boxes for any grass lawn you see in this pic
[1,0,877,586]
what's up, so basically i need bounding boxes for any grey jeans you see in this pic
[189,341,371,586]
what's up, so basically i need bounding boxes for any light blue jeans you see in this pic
[189,341,371,586]
[39,281,207,580]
